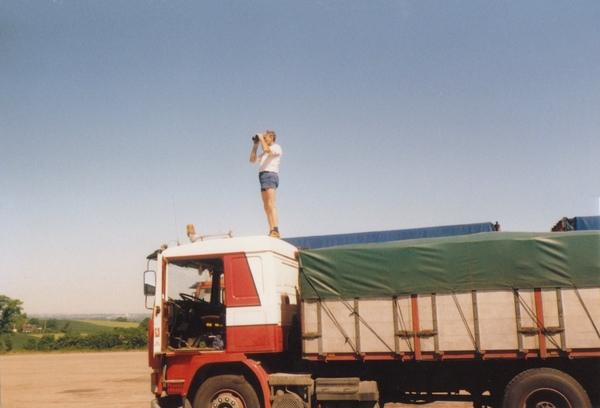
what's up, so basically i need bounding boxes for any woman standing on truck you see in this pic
[250,130,282,238]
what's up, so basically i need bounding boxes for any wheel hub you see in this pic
[527,388,572,408]
[211,391,244,408]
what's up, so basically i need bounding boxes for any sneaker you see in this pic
[269,230,281,238]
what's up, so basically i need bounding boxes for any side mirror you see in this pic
[143,270,156,309]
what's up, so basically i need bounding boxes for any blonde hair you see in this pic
[266,130,276,141]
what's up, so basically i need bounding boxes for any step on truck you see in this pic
[143,223,600,408]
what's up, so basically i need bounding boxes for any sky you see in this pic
[1,1,599,315]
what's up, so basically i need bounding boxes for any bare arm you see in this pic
[250,140,259,163]
[259,134,271,154]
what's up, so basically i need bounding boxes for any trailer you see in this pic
[283,221,500,249]
[551,215,600,232]
[143,225,600,408]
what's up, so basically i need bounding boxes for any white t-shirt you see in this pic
[256,143,282,173]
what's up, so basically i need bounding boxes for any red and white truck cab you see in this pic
[144,232,308,408]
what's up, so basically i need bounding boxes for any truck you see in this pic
[551,216,600,232]
[143,223,600,408]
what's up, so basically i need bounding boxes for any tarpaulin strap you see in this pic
[395,297,414,353]
[451,292,480,353]
[512,288,561,350]
[319,299,361,356]
[300,267,360,356]
[300,267,361,356]
[340,298,395,353]
[574,287,600,341]
[299,266,331,303]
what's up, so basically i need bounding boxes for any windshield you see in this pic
[163,257,226,350]
[166,257,224,304]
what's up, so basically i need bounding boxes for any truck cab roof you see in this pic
[149,235,297,261]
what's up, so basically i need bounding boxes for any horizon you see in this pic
[3,1,599,315]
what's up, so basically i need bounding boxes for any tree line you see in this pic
[22,322,148,351]
[0,295,149,352]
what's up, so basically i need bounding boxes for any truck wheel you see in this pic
[193,375,260,408]
[502,368,591,408]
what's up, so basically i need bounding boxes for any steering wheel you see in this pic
[180,293,207,303]
[180,293,197,302]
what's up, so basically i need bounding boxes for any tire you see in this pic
[193,375,260,408]
[502,368,591,408]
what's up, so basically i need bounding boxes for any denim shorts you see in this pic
[259,171,279,191]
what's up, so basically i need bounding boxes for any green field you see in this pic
[2,319,146,353]
[7,332,39,350]
[32,319,141,333]
[70,319,140,331]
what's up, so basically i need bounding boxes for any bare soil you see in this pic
[0,352,470,408]
[0,351,150,408]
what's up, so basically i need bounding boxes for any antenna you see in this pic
[172,195,180,245]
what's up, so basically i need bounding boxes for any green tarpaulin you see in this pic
[298,231,600,300]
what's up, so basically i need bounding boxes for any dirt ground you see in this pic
[0,351,471,408]
[0,351,150,408]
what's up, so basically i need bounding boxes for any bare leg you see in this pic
[261,188,278,231]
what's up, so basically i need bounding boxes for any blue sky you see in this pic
[2,1,599,314]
